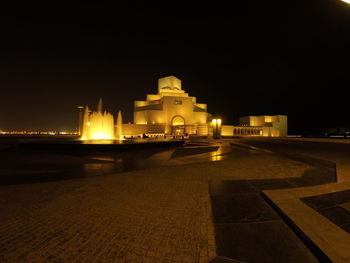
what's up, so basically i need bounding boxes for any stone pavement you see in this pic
[237,137,350,182]
[208,147,336,262]
[0,140,313,263]
[263,183,350,263]
[235,138,350,263]
[302,189,350,234]
[0,165,213,263]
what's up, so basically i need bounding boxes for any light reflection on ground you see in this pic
[79,138,175,144]
[211,152,223,162]
[0,139,257,184]
[81,139,124,144]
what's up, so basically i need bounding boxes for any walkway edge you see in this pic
[262,183,350,263]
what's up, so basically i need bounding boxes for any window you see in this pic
[174,99,182,105]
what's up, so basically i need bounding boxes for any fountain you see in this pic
[80,98,115,140]
[17,97,185,152]
[80,105,90,140]
[116,110,123,140]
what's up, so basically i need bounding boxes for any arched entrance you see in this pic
[171,115,185,135]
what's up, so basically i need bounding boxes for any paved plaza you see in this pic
[1,138,350,262]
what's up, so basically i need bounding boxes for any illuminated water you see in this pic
[116,110,123,140]
[81,99,116,140]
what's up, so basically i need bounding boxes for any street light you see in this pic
[212,118,222,139]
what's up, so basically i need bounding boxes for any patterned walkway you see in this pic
[0,140,311,263]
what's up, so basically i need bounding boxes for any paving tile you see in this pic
[302,190,350,211]
[340,202,350,212]
[250,179,294,191]
[319,206,350,226]
[289,167,335,187]
[209,180,258,195]
[214,221,318,263]
[323,190,350,205]
[290,175,326,187]
[171,146,219,158]
[208,256,245,263]
[341,223,350,234]
[302,195,336,210]
[210,194,280,224]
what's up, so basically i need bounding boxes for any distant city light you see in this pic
[0,131,77,135]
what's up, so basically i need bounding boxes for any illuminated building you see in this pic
[239,115,288,137]
[76,76,288,138]
[221,115,288,137]
[131,76,212,136]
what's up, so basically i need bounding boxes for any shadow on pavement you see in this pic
[209,153,336,263]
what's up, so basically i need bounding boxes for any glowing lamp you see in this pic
[212,119,217,124]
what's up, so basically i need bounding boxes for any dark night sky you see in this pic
[0,1,349,134]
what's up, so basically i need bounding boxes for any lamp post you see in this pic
[212,119,217,139]
[212,118,222,139]
[217,118,222,139]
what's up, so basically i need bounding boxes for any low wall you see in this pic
[121,124,165,136]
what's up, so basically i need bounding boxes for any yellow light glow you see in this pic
[172,116,185,126]
[211,147,223,161]
[341,0,350,3]
[264,116,272,123]
[81,110,115,140]
[212,119,217,124]
[211,154,222,161]
[217,119,221,124]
